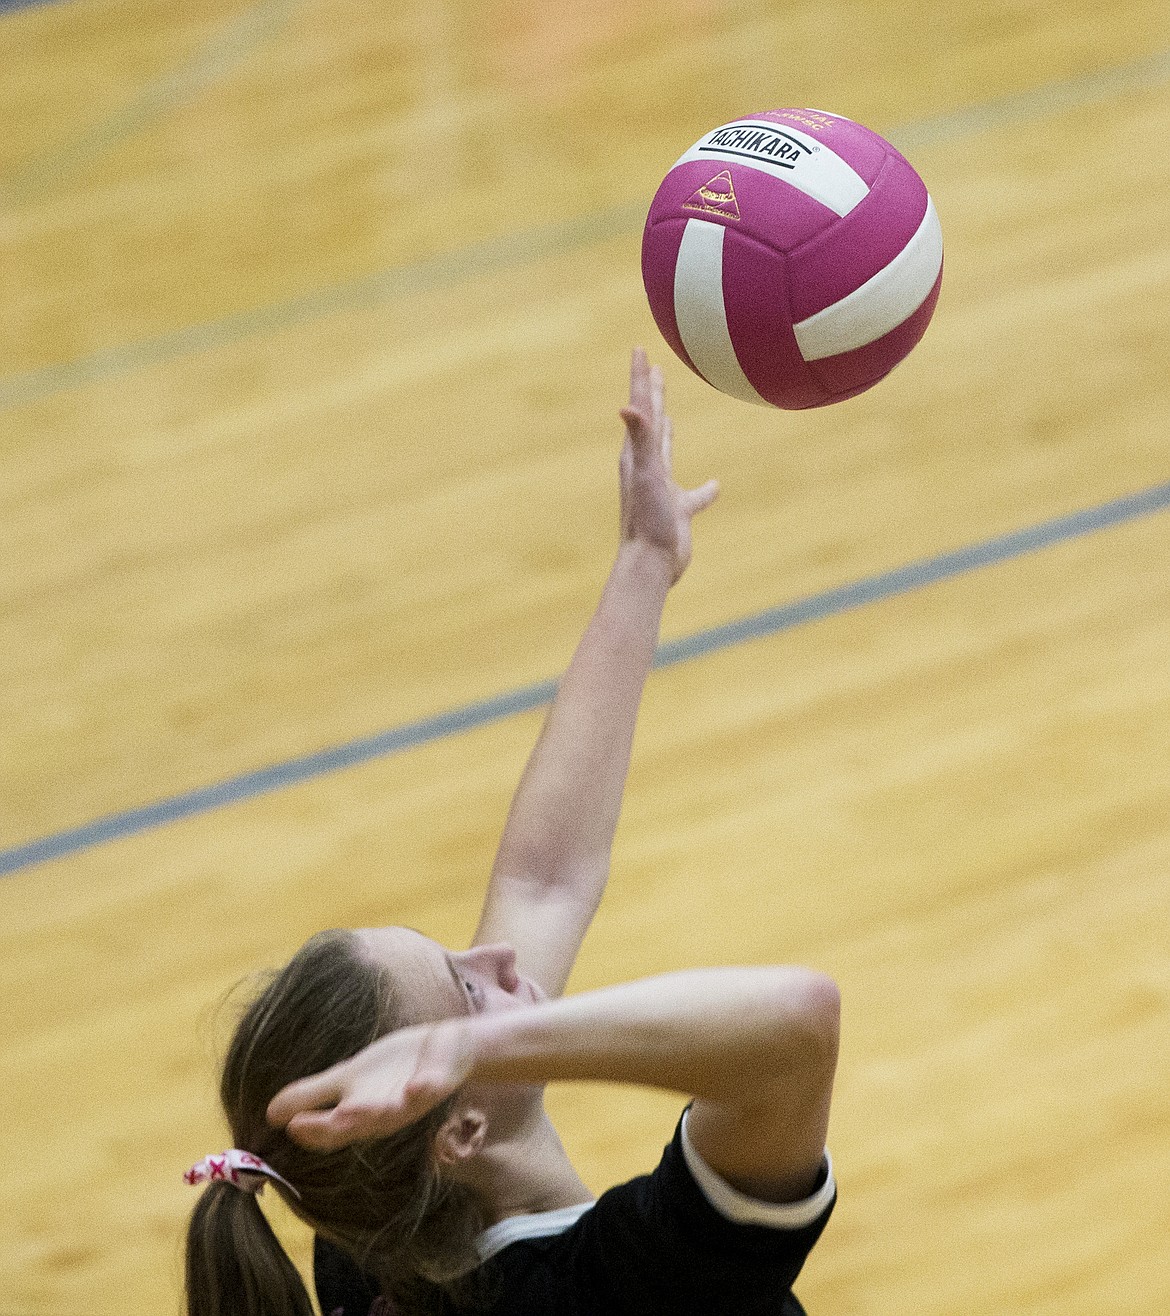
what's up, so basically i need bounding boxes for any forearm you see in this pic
[463,966,839,1106]
[490,541,672,890]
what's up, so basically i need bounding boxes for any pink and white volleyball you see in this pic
[641,109,943,408]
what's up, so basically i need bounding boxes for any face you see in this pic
[355,926,545,1028]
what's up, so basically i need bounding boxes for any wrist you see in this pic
[461,1009,513,1085]
[616,538,674,591]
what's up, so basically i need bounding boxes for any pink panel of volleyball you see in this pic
[642,109,943,409]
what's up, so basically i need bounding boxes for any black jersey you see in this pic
[315,1108,836,1316]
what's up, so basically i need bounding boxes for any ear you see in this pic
[433,1107,488,1168]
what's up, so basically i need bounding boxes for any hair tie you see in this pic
[183,1150,302,1200]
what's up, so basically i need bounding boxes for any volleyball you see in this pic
[641,109,943,409]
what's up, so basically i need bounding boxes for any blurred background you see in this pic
[2,1,1168,1312]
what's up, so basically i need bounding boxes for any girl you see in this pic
[184,350,840,1316]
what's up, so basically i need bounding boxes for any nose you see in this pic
[480,943,519,992]
[495,945,520,992]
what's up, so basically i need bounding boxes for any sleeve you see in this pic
[558,1109,836,1316]
[678,1106,836,1229]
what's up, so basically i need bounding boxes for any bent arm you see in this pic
[270,966,839,1203]
[471,967,840,1201]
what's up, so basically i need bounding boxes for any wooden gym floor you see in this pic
[1,1,1168,1311]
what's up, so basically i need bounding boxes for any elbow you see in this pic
[804,969,841,1032]
[778,968,841,1072]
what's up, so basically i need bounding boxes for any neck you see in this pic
[460,1097,593,1225]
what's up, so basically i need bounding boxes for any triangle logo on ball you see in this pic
[682,170,741,222]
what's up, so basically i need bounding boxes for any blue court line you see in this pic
[0,202,646,414]
[1,46,1169,414]
[3,479,1168,879]
[0,0,64,12]
[893,46,1170,151]
[0,0,302,203]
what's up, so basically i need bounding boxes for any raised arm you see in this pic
[269,965,839,1203]
[472,349,718,996]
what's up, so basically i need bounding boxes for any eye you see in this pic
[462,978,481,1010]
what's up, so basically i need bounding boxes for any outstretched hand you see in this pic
[619,348,719,584]
[266,1020,477,1153]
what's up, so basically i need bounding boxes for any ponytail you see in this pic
[186,1180,314,1316]
[191,930,486,1316]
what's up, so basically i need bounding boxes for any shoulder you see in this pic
[313,1112,837,1316]
[480,1108,835,1315]
[578,1107,835,1256]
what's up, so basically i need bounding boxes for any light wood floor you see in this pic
[2,1,1168,1312]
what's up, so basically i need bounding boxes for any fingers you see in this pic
[621,350,718,521]
[266,1071,344,1130]
[650,362,664,444]
[619,432,633,484]
[618,405,645,439]
[626,347,660,444]
[619,409,661,479]
[284,1098,405,1153]
[684,479,720,516]
[284,1109,355,1154]
[622,349,663,462]
[627,346,651,417]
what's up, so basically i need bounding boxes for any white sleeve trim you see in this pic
[679,1107,835,1229]
[475,1202,594,1262]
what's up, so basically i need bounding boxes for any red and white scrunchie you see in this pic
[183,1149,301,1199]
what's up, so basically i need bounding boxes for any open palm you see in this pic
[619,348,719,584]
